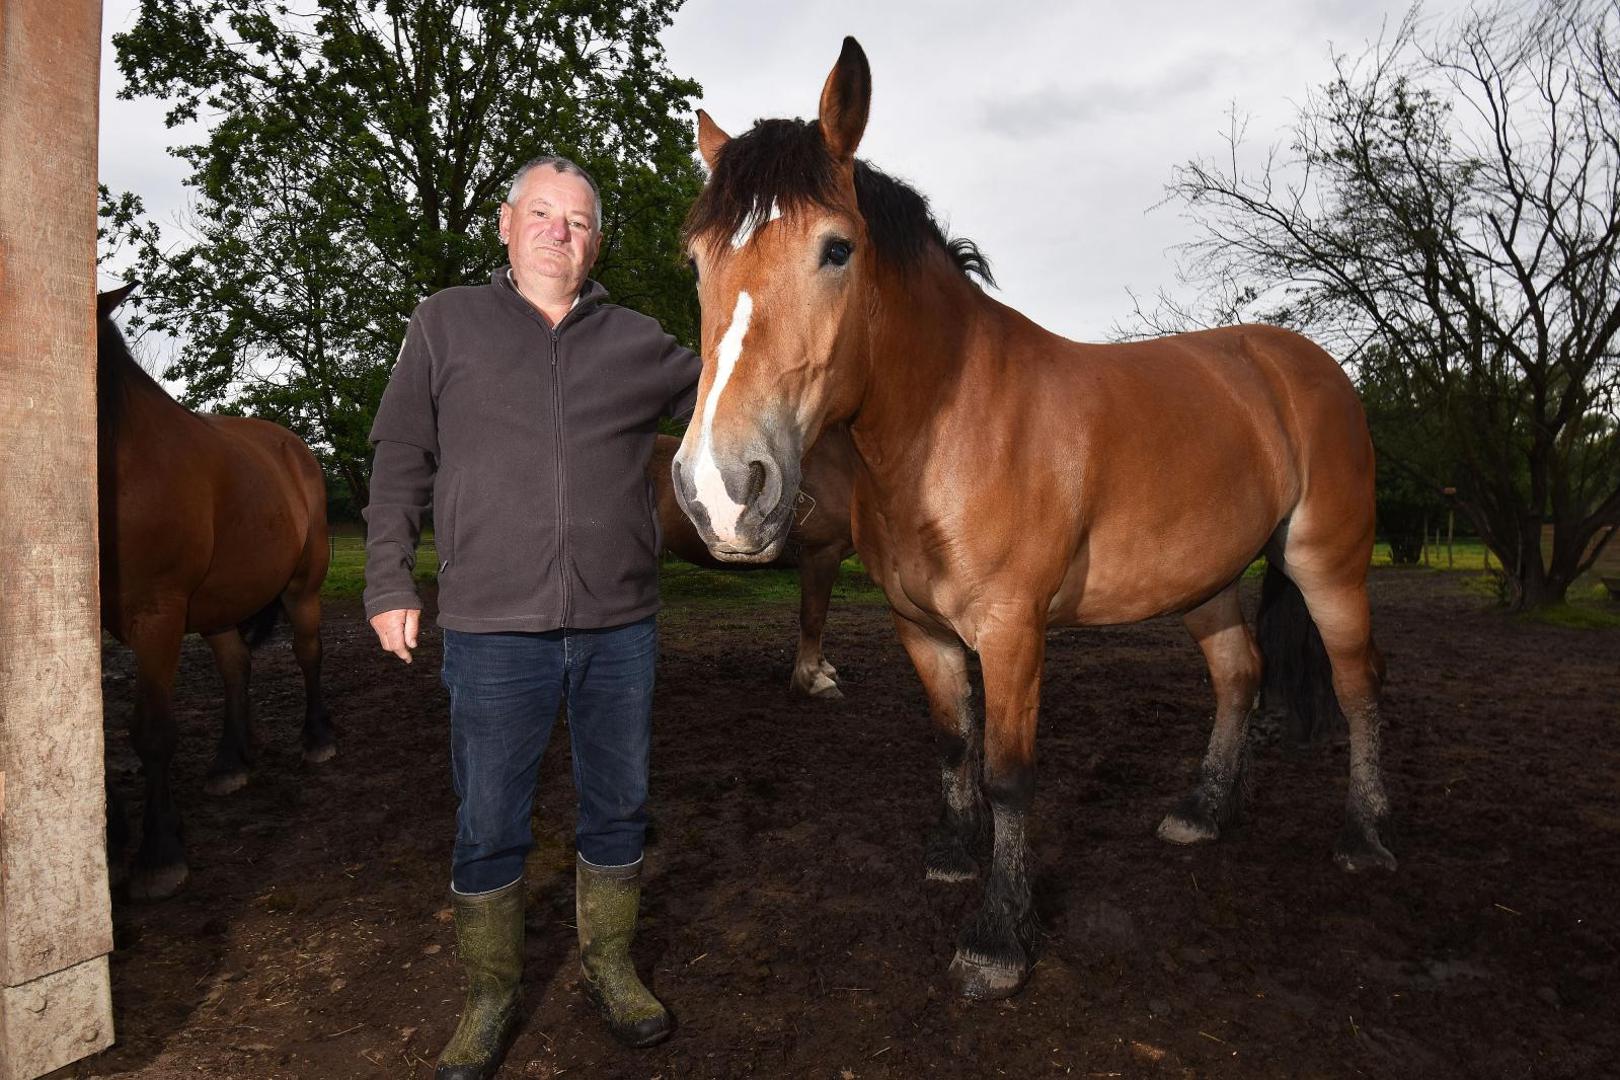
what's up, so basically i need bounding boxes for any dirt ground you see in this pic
[65,568,1619,1079]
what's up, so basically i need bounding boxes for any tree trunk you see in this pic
[340,457,370,520]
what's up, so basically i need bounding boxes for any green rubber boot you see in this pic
[436,878,525,1080]
[577,855,672,1047]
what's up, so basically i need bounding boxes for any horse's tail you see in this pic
[238,600,283,650]
[1255,561,1344,745]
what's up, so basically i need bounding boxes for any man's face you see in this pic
[500,167,601,293]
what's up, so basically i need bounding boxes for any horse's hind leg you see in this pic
[791,543,843,700]
[127,610,189,901]
[203,628,254,795]
[1295,577,1394,871]
[892,613,983,883]
[283,586,335,763]
[1159,583,1260,845]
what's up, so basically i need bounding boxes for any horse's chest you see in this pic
[850,497,978,632]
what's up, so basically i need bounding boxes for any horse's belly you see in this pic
[1054,527,1271,626]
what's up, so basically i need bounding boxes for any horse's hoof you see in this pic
[303,742,338,764]
[924,838,978,883]
[947,948,1028,1000]
[204,770,248,796]
[129,862,189,902]
[1334,822,1397,873]
[792,671,843,700]
[925,859,977,883]
[808,678,844,702]
[1157,805,1219,845]
[818,659,839,679]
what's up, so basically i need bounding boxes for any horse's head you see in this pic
[673,38,874,562]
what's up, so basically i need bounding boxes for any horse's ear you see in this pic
[97,281,139,317]
[818,36,871,165]
[696,109,730,171]
[98,281,138,320]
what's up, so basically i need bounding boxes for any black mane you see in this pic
[684,118,995,287]
[96,311,171,452]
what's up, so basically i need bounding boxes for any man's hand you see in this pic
[370,608,422,664]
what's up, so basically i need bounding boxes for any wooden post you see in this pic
[0,2,116,1078]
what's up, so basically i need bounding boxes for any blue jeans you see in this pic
[440,616,657,894]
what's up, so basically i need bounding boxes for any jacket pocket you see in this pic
[644,477,662,557]
[435,470,461,573]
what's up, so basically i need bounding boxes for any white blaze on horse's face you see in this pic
[730,200,781,250]
[689,290,755,544]
[673,205,868,563]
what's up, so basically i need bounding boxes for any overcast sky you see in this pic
[98,0,1474,343]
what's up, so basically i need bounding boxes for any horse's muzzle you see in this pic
[671,448,799,563]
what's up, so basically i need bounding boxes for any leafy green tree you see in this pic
[109,0,702,514]
[1151,1,1620,608]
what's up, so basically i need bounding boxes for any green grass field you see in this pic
[322,534,1618,626]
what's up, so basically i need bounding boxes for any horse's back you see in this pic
[1066,324,1372,619]
[198,414,328,598]
[103,408,326,637]
[888,317,1374,631]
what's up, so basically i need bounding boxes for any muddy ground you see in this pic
[64,568,1620,1079]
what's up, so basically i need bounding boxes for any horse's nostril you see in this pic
[744,459,768,507]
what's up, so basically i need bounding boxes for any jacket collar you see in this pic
[493,267,609,331]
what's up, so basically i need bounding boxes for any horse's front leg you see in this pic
[892,613,982,882]
[948,612,1044,1000]
[790,542,844,700]
[127,610,189,901]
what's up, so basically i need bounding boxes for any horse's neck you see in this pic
[848,261,1004,480]
[98,345,197,447]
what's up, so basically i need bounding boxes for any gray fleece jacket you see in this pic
[362,270,700,631]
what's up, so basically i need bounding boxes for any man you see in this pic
[364,156,701,1078]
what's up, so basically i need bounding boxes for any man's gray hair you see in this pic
[507,155,602,230]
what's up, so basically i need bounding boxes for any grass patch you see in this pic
[322,535,887,609]
[1519,601,1620,630]
[659,556,887,607]
[325,534,1619,631]
[324,535,437,600]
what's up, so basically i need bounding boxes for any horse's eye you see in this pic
[822,239,853,268]
[687,257,699,281]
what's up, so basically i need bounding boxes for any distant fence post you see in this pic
[0,2,117,1077]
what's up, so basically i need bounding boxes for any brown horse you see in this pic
[673,39,1392,1000]
[97,285,335,900]
[650,427,855,698]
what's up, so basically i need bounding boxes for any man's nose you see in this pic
[548,217,570,240]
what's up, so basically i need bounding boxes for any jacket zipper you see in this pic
[550,324,570,625]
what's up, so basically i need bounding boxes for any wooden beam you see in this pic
[0,1,115,1077]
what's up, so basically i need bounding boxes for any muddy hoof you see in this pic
[1334,821,1397,873]
[303,742,338,764]
[204,770,248,796]
[129,862,189,902]
[1157,798,1220,845]
[948,948,1029,1000]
